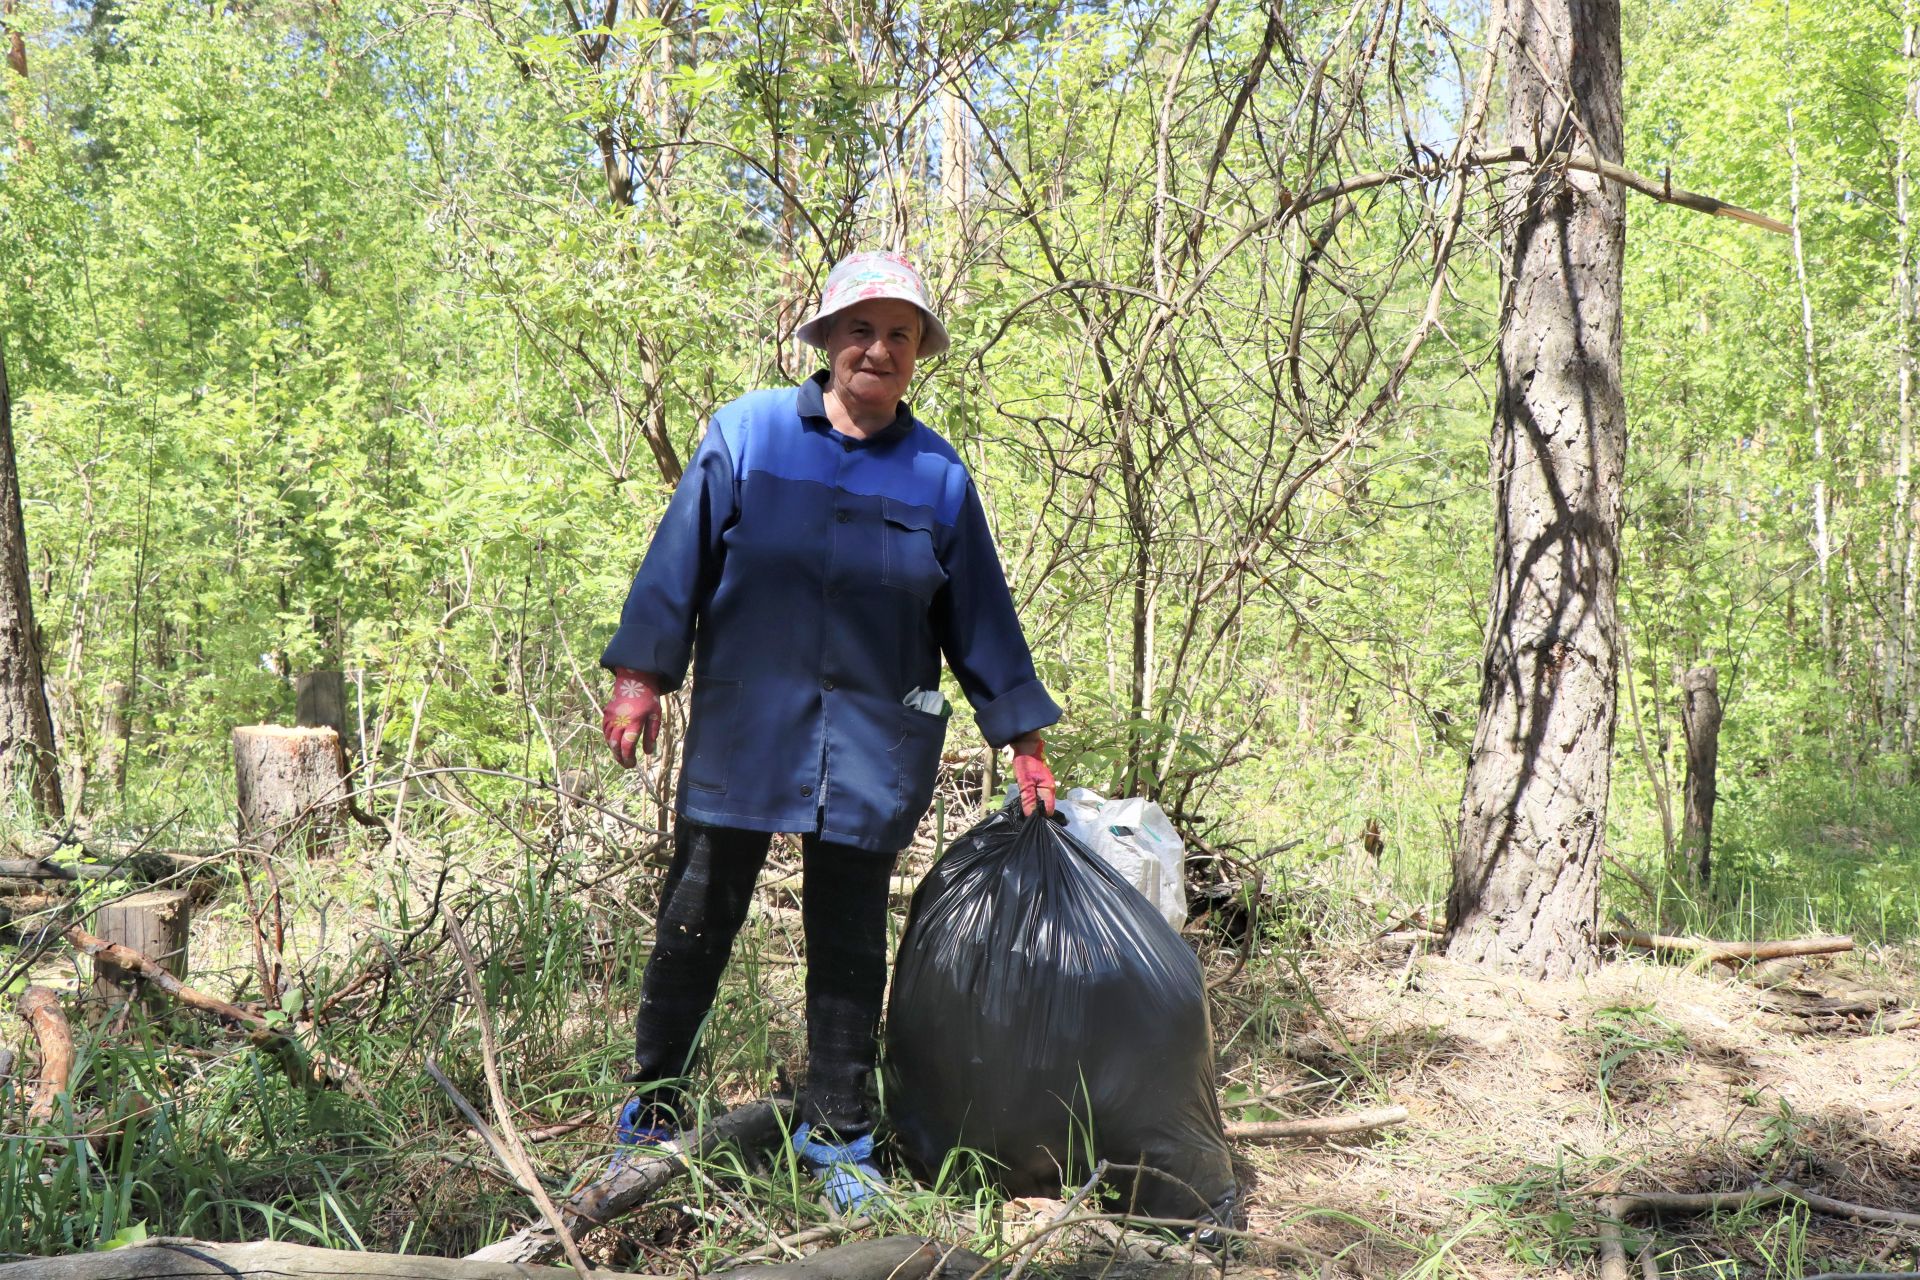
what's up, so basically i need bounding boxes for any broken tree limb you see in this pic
[1603,930,1853,965]
[1596,1197,1632,1280]
[1599,1181,1920,1231]
[59,924,362,1093]
[442,913,592,1280]
[740,1238,992,1280]
[0,1238,604,1279]
[64,924,261,1028]
[464,1098,790,1266]
[424,1058,556,1198]
[18,985,72,1125]
[1223,1104,1409,1142]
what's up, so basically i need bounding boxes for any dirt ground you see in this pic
[1204,943,1920,1277]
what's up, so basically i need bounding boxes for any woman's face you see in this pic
[826,298,922,414]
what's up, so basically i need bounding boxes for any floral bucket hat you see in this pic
[795,251,951,358]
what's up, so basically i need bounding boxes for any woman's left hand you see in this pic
[1011,734,1056,816]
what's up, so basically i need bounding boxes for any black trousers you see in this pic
[629,818,899,1136]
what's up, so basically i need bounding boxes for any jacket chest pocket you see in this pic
[880,498,948,603]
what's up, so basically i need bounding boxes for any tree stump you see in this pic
[1680,665,1722,886]
[89,889,191,1015]
[232,726,348,855]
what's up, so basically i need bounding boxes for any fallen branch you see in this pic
[1598,1181,1920,1231]
[0,1237,609,1278]
[1224,1104,1408,1142]
[18,985,73,1125]
[1596,1197,1632,1280]
[739,1237,991,1280]
[59,924,362,1093]
[464,1099,789,1265]
[425,1058,556,1198]
[716,1219,871,1269]
[1603,929,1853,965]
[443,913,592,1280]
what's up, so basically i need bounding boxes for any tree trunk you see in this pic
[3,0,32,156]
[1902,5,1920,764]
[89,889,192,1016]
[98,678,128,797]
[232,726,347,855]
[294,671,346,737]
[1447,0,1626,979]
[1784,2,1833,676]
[1679,665,1722,886]
[0,340,63,821]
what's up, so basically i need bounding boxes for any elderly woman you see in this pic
[598,252,1059,1210]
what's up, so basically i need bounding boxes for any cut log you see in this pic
[232,726,348,855]
[466,1099,788,1265]
[18,985,73,1125]
[1224,1104,1409,1142]
[88,889,191,1015]
[0,1236,991,1280]
[1679,666,1722,885]
[0,1239,593,1279]
[731,1238,991,1280]
[1604,930,1853,965]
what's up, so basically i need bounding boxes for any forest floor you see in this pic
[3,802,1918,1279]
[1217,941,1920,1277]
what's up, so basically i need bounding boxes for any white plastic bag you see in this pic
[1058,787,1188,930]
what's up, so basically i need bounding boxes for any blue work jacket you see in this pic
[602,372,1061,853]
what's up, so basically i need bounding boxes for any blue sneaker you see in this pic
[790,1122,888,1215]
[610,1098,676,1172]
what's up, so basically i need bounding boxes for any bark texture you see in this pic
[18,984,72,1125]
[232,726,347,854]
[1679,665,1721,885]
[0,341,63,820]
[89,889,192,1013]
[1448,0,1626,979]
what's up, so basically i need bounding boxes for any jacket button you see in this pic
[835,510,850,524]
[821,678,835,691]
[827,586,841,599]
[800,784,814,797]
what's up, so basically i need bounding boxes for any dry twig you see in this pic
[443,912,594,1280]
[1225,1103,1409,1142]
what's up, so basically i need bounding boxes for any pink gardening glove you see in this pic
[1011,734,1056,816]
[602,667,662,768]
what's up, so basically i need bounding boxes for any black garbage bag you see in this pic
[885,804,1236,1222]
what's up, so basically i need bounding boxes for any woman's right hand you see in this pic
[603,668,663,767]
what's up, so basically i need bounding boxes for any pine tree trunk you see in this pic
[0,341,64,821]
[1447,0,1625,979]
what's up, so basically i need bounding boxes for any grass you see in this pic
[2,756,1917,1276]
